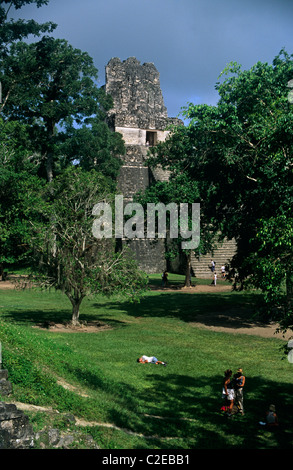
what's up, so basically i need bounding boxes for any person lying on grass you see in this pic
[137,355,167,366]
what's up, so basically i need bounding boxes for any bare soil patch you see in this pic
[0,280,17,289]
[32,320,112,334]
[190,309,292,340]
[151,283,232,293]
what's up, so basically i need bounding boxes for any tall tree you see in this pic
[0,0,56,60]
[0,0,56,112]
[0,118,45,276]
[59,116,125,181]
[145,50,293,333]
[1,36,123,181]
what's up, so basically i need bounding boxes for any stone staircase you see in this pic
[191,238,237,279]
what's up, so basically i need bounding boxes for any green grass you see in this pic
[0,273,292,449]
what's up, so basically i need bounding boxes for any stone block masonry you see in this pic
[105,57,169,130]
[105,57,181,273]
[0,402,34,449]
[0,368,13,396]
[105,57,236,276]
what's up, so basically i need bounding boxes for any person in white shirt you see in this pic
[137,355,167,366]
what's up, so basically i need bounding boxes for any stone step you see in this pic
[191,238,237,278]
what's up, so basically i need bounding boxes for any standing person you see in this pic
[211,271,217,286]
[222,369,235,416]
[221,265,226,279]
[162,270,168,287]
[211,260,215,272]
[234,368,245,415]
[214,272,217,286]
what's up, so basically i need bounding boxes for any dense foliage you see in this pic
[146,50,293,333]
[0,0,146,322]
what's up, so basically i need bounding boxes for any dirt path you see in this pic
[11,400,197,440]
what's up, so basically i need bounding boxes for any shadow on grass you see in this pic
[1,289,291,449]
[0,308,72,325]
[1,280,265,332]
[107,371,293,449]
[93,290,268,331]
[0,307,127,329]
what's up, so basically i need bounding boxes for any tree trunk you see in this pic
[286,270,293,312]
[184,252,192,287]
[44,121,56,182]
[66,292,85,326]
[45,151,54,182]
[71,302,81,326]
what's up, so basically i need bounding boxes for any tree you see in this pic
[136,172,205,288]
[248,215,293,332]
[0,0,56,60]
[0,118,45,275]
[1,36,123,181]
[59,115,125,181]
[145,50,293,333]
[0,0,56,112]
[30,167,148,325]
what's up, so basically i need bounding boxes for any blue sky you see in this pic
[11,0,293,119]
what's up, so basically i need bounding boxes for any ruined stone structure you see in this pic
[105,57,181,273]
[0,402,34,449]
[0,368,12,396]
[105,57,236,276]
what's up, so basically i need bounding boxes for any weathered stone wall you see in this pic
[105,57,237,276]
[0,402,34,449]
[105,57,168,130]
[124,239,166,274]
[116,145,150,199]
[0,369,12,396]
[0,367,98,449]
[105,57,179,273]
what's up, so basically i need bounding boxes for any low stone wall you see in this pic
[0,402,34,449]
[0,369,34,449]
[0,369,12,396]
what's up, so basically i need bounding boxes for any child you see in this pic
[259,404,279,427]
[221,265,226,279]
[266,404,278,427]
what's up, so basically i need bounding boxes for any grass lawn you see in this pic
[0,273,292,449]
